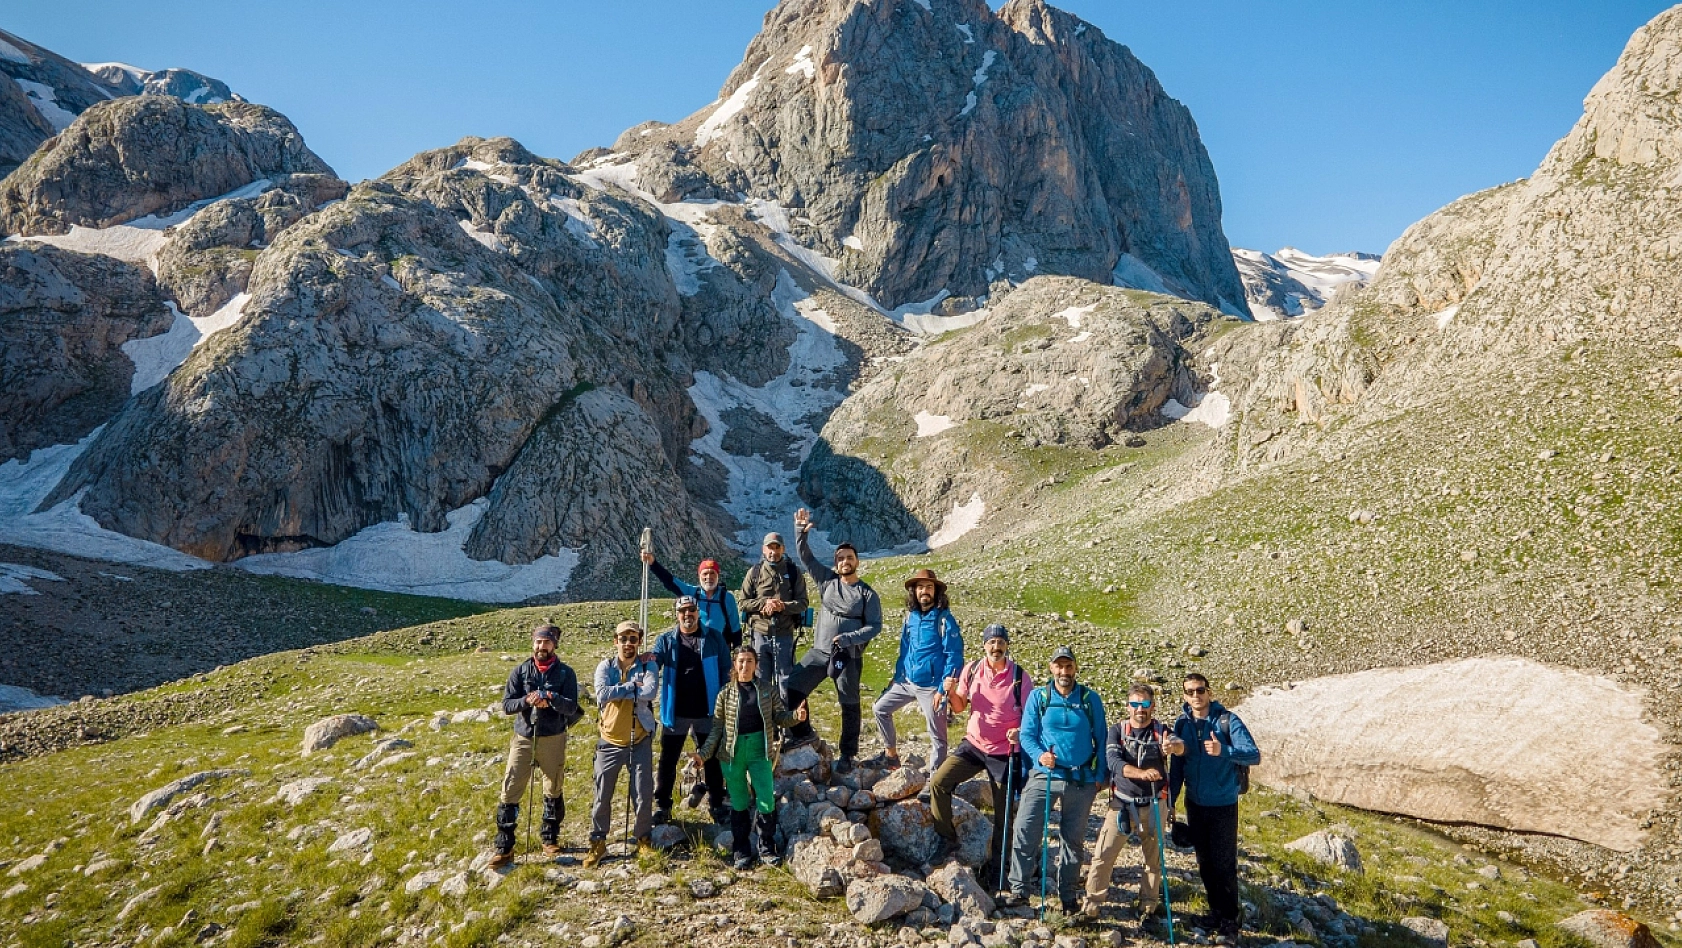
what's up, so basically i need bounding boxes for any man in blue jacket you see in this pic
[1168,672,1261,942]
[1004,646,1107,913]
[650,596,732,826]
[865,568,963,770]
[641,550,741,650]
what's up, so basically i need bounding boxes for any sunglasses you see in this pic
[1183,686,1209,696]
[1127,700,1153,709]
[615,635,641,643]
[677,607,698,614]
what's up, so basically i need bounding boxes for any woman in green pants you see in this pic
[696,646,806,869]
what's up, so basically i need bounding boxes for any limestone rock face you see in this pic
[610,0,1246,314]
[1240,658,1667,851]
[802,276,1227,551]
[83,64,235,104]
[0,28,122,176]
[0,96,333,236]
[0,244,172,462]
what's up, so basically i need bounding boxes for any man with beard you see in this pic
[649,596,731,826]
[865,568,963,770]
[1083,681,1184,920]
[738,532,807,695]
[928,623,1033,878]
[642,550,741,650]
[488,623,581,867]
[778,507,882,773]
[584,621,658,868]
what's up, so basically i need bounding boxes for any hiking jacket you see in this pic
[593,653,658,741]
[1020,683,1108,784]
[697,678,800,764]
[738,554,808,639]
[651,623,730,730]
[1107,719,1172,804]
[891,607,964,689]
[1168,701,1261,808]
[500,657,581,738]
[651,559,741,649]
[796,530,882,657]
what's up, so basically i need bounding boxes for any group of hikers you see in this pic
[484,509,1261,938]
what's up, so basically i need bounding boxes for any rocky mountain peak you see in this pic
[604,0,1247,316]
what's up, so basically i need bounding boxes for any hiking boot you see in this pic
[636,836,658,857]
[1060,899,1081,916]
[996,891,1026,908]
[1078,898,1103,920]
[487,850,515,869]
[540,795,563,849]
[755,811,780,867]
[709,804,731,826]
[859,752,900,771]
[779,732,817,754]
[1218,920,1242,943]
[652,805,672,826]
[684,783,708,809]
[581,839,607,869]
[833,756,856,775]
[492,803,519,860]
[731,852,756,871]
[730,807,754,868]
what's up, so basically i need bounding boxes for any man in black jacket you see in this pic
[489,623,581,867]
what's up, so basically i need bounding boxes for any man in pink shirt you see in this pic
[928,623,1035,878]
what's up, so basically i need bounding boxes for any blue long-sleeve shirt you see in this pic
[649,559,741,649]
[892,608,964,688]
[1019,682,1107,784]
[1168,701,1261,808]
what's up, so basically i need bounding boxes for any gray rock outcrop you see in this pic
[0,244,173,462]
[1555,910,1662,948]
[83,63,235,104]
[802,276,1229,551]
[0,28,122,175]
[301,713,378,755]
[844,875,927,924]
[603,0,1247,314]
[0,96,333,236]
[128,769,246,824]
[1283,830,1362,873]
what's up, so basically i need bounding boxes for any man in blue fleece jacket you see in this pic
[866,568,964,770]
[1003,646,1107,912]
[1168,671,1261,941]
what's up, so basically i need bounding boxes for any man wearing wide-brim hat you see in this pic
[863,567,964,770]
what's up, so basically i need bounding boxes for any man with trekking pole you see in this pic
[1168,672,1261,943]
[486,623,582,868]
[778,507,881,774]
[583,619,658,867]
[1002,647,1107,916]
[1084,681,1185,923]
[647,594,732,826]
[928,623,1033,879]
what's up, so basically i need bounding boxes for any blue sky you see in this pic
[8,0,1667,253]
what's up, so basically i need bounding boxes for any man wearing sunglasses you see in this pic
[1083,682,1184,919]
[584,620,659,867]
[1168,672,1261,942]
[650,595,732,826]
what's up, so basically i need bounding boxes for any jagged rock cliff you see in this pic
[603,0,1247,316]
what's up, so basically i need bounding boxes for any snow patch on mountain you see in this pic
[927,493,985,548]
[1232,247,1381,320]
[0,562,63,596]
[696,64,765,147]
[16,79,75,131]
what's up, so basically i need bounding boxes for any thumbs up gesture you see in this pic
[1203,734,1222,757]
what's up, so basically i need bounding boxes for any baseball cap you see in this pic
[1050,646,1077,663]
[675,595,698,611]
[762,532,784,547]
[982,624,1010,642]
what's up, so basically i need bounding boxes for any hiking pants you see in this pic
[1186,800,1242,927]
[754,632,797,697]
[655,716,724,812]
[929,740,1017,876]
[722,731,776,815]
[499,732,567,805]
[589,736,653,842]
[783,649,863,758]
[1087,798,1165,911]
[1008,772,1098,903]
[873,680,950,767]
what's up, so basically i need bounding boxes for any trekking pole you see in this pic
[1151,795,1176,945]
[639,528,652,635]
[630,527,652,859]
[996,739,1017,895]
[1038,773,1053,919]
[524,752,535,863]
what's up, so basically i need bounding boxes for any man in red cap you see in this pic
[864,568,963,770]
[641,548,741,649]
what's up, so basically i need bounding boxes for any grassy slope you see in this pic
[0,596,1648,948]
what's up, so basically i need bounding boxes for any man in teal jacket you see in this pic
[866,568,963,769]
[650,596,731,825]
[1168,671,1261,941]
[1004,646,1107,912]
[641,549,741,649]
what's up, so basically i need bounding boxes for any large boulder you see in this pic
[1555,911,1662,948]
[1283,830,1362,874]
[301,714,377,755]
[129,769,246,824]
[878,798,943,864]
[0,244,173,462]
[844,875,928,925]
[1242,658,1666,852]
[0,96,333,236]
[788,834,847,898]
[926,862,994,919]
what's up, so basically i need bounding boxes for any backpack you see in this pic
[1035,683,1103,772]
[959,658,1026,711]
[741,559,803,630]
[1216,711,1251,794]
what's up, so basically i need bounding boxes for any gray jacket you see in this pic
[796,530,882,657]
[593,654,658,737]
